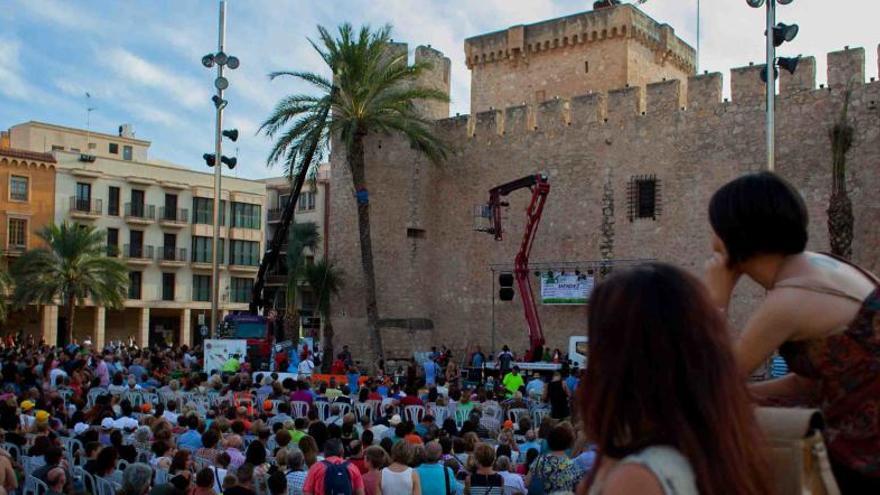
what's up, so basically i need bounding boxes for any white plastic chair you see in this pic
[314,402,330,421]
[507,408,529,424]
[75,467,96,495]
[354,402,374,422]
[23,475,48,495]
[291,401,309,418]
[154,468,169,486]
[95,475,119,495]
[429,404,448,424]
[404,406,426,423]
[335,403,352,417]
[1,442,20,461]
[531,408,550,427]
[59,436,84,467]
[453,409,469,429]
[87,388,108,408]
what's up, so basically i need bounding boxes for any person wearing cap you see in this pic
[19,400,36,430]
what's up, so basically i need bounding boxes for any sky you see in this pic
[1,0,878,180]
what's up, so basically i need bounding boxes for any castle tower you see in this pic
[464,4,695,114]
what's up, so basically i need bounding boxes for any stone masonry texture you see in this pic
[328,12,880,362]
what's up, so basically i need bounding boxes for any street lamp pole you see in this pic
[765,0,776,171]
[210,0,227,338]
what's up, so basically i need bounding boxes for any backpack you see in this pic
[323,460,353,495]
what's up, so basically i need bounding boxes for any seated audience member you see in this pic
[466,443,503,495]
[707,172,880,491]
[581,262,771,494]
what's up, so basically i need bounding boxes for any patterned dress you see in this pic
[777,257,880,481]
[530,454,582,493]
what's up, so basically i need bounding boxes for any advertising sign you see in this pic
[540,272,594,305]
[204,339,248,374]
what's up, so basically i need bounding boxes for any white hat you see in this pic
[100,417,115,430]
[389,414,402,426]
[114,417,138,431]
[74,423,90,435]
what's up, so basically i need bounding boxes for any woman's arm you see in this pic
[749,373,818,403]
[734,290,802,377]
[412,470,421,495]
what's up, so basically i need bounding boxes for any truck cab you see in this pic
[221,314,274,370]
[568,336,588,369]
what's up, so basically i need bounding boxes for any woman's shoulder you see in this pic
[617,446,697,495]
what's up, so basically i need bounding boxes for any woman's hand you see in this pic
[704,251,741,311]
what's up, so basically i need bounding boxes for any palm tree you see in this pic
[260,23,449,361]
[12,222,128,346]
[828,88,855,259]
[302,259,344,373]
[284,222,320,338]
[0,260,11,323]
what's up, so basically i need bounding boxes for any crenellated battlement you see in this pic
[464,4,695,74]
[442,44,880,139]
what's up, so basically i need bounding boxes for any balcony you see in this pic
[5,244,26,257]
[122,244,154,265]
[158,208,189,228]
[228,255,260,274]
[191,250,225,271]
[124,203,156,225]
[69,197,102,220]
[268,208,284,223]
[158,247,188,268]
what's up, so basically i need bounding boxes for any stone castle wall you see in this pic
[465,5,695,114]
[329,46,880,361]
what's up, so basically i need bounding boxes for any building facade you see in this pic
[3,121,267,348]
[0,144,57,341]
[328,5,880,360]
[262,165,330,334]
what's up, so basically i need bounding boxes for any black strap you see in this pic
[443,464,451,495]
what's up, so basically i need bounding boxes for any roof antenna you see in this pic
[85,92,97,152]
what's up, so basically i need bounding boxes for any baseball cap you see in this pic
[140,403,152,413]
[389,414,402,426]
[263,400,274,412]
[100,417,115,430]
[503,420,514,430]
[20,400,35,412]
[35,410,50,423]
[73,423,89,435]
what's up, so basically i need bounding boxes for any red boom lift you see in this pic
[479,174,551,359]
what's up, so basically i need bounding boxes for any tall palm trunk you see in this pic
[64,292,76,346]
[350,130,384,362]
[828,89,854,259]
[322,309,335,373]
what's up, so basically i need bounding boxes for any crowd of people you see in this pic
[0,172,877,495]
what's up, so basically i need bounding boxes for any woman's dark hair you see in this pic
[201,429,219,449]
[523,448,539,474]
[95,446,119,475]
[546,423,575,452]
[580,262,771,495]
[151,440,170,457]
[379,437,393,455]
[495,444,512,459]
[169,450,191,474]
[358,388,369,402]
[245,442,266,465]
[709,171,808,266]
[361,429,374,447]
[195,468,215,488]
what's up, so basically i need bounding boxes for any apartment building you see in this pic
[262,165,329,332]
[4,121,266,348]
[0,140,57,341]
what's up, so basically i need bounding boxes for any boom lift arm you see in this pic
[481,173,550,358]
[249,104,330,315]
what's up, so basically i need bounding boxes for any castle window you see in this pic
[628,175,661,221]
[407,228,426,239]
[584,61,590,74]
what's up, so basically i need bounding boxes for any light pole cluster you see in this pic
[746,0,800,171]
[202,0,240,338]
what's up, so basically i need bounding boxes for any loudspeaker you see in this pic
[499,273,514,287]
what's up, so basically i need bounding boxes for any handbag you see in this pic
[527,455,546,495]
[755,407,840,495]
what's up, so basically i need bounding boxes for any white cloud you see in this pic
[103,48,209,109]
[0,37,32,100]
[13,0,96,31]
